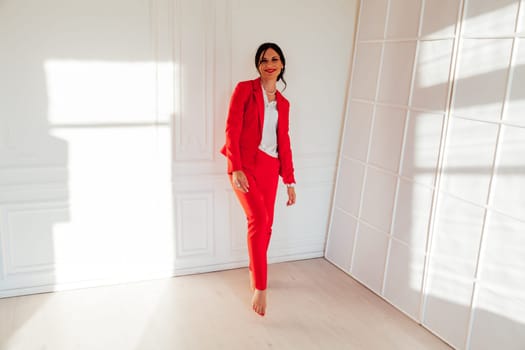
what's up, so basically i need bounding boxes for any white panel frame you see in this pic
[327,0,525,349]
[463,0,525,348]
[173,0,215,161]
[0,201,68,293]
[175,191,214,258]
[1,203,68,275]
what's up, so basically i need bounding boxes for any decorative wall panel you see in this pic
[175,192,214,257]
[326,0,525,348]
[351,222,389,294]
[452,38,513,122]
[173,0,214,161]
[2,204,68,275]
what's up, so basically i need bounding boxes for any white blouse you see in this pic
[258,87,279,158]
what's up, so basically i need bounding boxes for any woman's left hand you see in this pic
[286,187,296,206]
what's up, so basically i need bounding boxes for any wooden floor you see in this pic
[0,258,451,350]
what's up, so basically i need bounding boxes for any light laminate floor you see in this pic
[0,258,451,350]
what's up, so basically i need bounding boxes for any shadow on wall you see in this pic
[330,0,525,349]
[382,0,525,349]
[0,2,70,348]
[0,0,174,347]
[394,114,525,349]
[0,3,69,347]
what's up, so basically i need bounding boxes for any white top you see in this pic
[258,86,279,158]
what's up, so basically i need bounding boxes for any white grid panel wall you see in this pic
[325,0,525,349]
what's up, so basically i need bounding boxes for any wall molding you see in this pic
[173,0,215,161]
[0,202,68,279]
[174,190,215,258]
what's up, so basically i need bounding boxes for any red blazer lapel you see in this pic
[275,91,286,131]
[252,78,264,133]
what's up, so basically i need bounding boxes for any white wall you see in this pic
[0,0,358,297]
[171,0,358,274]
[0,0,175,297]
[326,0,525,349]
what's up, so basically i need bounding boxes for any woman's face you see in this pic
[258,48,283,80]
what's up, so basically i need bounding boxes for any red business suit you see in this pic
[221,77,296,290]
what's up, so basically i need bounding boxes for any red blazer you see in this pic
[221,77,296,184]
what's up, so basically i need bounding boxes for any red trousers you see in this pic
[230,149,280,291]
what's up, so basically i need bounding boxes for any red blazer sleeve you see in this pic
[222,82,250,172]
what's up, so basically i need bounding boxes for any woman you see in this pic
[221,42,296,316]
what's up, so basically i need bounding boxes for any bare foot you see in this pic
[249,271,255,292]
[252,289,267,316]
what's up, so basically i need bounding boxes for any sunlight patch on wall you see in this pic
[44,60,175,286]
[463,1,519,36]
[44,60,174,124]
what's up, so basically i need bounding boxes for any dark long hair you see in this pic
[255,42,287,90]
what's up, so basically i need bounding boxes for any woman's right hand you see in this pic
[232,170,249,193]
